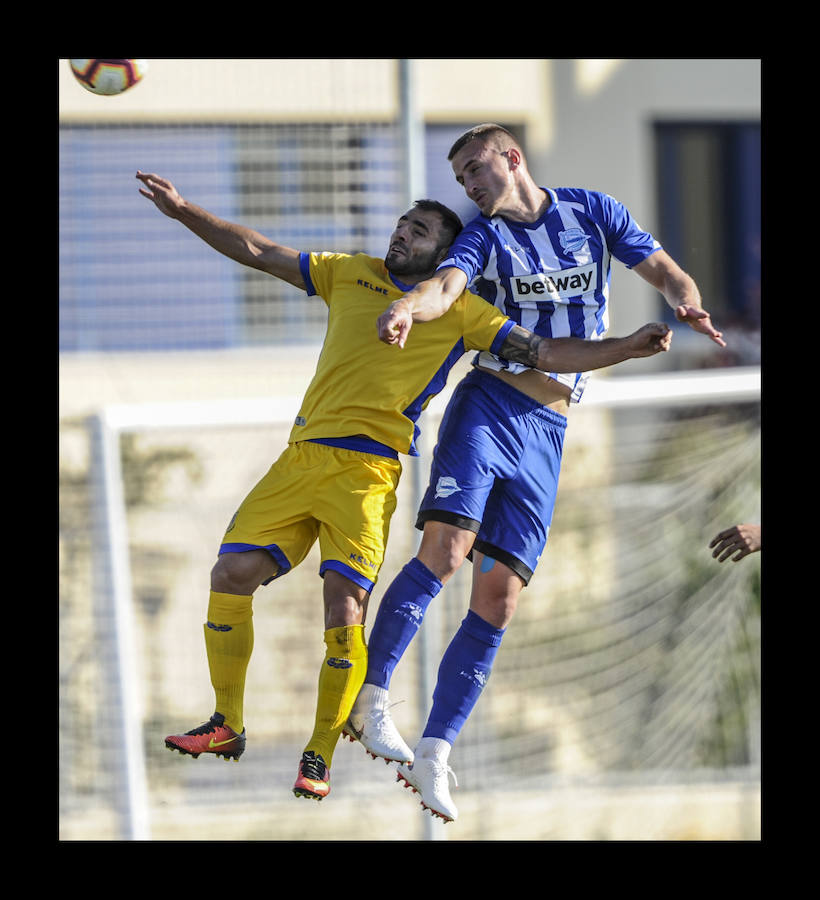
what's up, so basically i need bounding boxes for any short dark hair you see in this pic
[413,198,463,251]
[447,123,520,161]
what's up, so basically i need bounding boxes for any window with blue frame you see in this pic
[59,123,405,352]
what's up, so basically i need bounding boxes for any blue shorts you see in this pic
[417,368,567,584]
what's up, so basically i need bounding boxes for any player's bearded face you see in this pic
[385,210,446,279]
[385,242,443,278]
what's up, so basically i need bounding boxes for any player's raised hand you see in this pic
[378,300,414,347]
[136,171,185,219]
[627,322,673,357]
[674,304,726,348]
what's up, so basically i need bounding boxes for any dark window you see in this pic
[655,122,761,338]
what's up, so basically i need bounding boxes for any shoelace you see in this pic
[185,714,224,736]
[364,700,405,730]
[301,752,327,780]
[430,760,458,789]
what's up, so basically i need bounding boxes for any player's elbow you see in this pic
[419,266,466,309]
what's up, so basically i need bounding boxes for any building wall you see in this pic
[59,58,761,409]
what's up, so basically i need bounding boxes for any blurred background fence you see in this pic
[59,59,761,841]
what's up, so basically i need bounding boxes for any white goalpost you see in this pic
[81,365,760,841]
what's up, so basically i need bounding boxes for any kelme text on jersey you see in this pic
[357,279,389,295]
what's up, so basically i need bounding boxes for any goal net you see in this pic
[59,364,760,842]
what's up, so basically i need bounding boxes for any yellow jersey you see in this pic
[293,251,514,457]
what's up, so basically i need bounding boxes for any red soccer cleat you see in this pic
[165,713,246,761]
[293,751,330,800]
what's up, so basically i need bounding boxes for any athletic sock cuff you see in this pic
[462,609,505,647]
[208,591,253,626]
[325,624,367,655]
[404,557,444,597]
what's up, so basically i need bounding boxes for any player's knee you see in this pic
[471,593,518,629]
[441,545,470,582]
[323,570,369,628]
[471,559,522,628]
[418,523,473,582]
[210,554,249,593]
[210,550,274,595]
[419,546,465,583]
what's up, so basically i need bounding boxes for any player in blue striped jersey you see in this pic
[349,124,726,822]
[440,185,666,403]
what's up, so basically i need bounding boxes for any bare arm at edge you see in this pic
[136,171,306,290]
[633,249,725,348]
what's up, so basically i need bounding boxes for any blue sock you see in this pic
[365,557,443,689]
[423,609,505,745]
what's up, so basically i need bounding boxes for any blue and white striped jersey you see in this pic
[438,187,661,402]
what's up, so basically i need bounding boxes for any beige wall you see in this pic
[59,59,759,161]
[59,58,552,125]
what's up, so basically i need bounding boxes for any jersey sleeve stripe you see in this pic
[299,251,317,296]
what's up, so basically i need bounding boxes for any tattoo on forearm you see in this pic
[500,326,541,367]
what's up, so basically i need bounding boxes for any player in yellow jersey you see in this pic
[136,170,673,802]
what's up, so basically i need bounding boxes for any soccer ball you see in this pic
[69,59,148,96]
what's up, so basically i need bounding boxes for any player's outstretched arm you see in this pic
[633,249,726,348]
[136,171,306,289]
[498,322,673,373]
[377,267,468,347]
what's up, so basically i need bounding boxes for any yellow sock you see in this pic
[203,590,254,735]
[304,624,367,767]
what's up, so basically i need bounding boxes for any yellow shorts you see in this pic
[219,440,402,592]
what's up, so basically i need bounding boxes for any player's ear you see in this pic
[505,147,522,170]
[434,244,450,267]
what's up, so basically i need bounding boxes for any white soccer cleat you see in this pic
[343,702,414,765]
[396,758,458,823]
